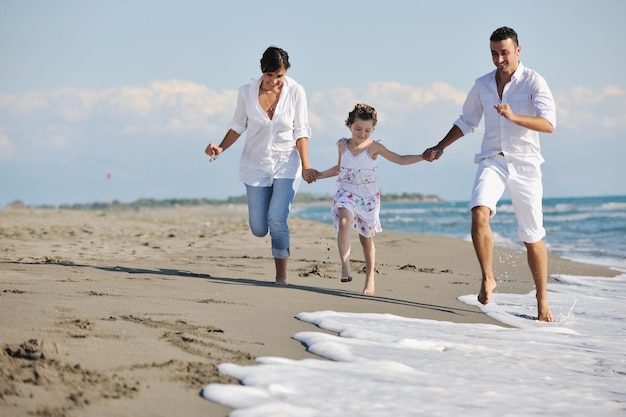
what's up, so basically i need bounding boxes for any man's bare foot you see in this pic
[275,277,288,286]
[537,297,553,322]
[478,277,497,305]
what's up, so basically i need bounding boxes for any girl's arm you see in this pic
[371,142,423,165]
[316,164,339,179]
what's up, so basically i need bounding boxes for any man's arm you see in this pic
[422,125,465,161]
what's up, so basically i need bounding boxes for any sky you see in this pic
[1,0,625,206]
[201,273,626,416]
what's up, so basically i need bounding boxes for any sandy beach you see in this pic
[0,205,617,417]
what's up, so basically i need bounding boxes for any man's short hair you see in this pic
[490,26,519,46]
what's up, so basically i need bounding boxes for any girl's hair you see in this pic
[260,46,291,73]
[345,103,378,127]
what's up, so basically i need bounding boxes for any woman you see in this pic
[205,46,315,285]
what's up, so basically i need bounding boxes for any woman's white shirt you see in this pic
[229,76,311,186]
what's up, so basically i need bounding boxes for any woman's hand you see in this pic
[205,143,222,160]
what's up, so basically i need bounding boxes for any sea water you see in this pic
[202,195,626,416]
[292,195,626,271]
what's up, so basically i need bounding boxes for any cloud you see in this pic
[0,133,13,159]
[0,92,49,115]
[2,81,624,149]
[0,81,238,149]
[307,81,468,135]
[1,81,624,205]
[554,85,626,131]
[46,132,69,149]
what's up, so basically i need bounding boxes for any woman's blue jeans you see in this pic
[245,178,299,259]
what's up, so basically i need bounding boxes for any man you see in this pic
[423,26,556,322]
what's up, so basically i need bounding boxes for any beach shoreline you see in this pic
[0,205,618,417]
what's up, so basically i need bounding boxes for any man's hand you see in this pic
[494,103,515,121]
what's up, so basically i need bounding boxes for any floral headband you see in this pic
[355,103,377,117]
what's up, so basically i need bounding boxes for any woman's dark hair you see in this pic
[260,46,291,73]
[345,103,378,128]
[490,26,519,46]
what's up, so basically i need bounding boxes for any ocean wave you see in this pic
[293,196,626,270]
[493,232,523,249]
[380,207,429,215]
[600,201,626,211]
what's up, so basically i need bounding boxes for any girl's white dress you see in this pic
[332,138,382,238]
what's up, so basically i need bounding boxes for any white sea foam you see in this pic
[202,273,626,416]
[228,196,626,415]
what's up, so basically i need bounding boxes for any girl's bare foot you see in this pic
[363,276,375,295]
[341,264,351,283]
[275,277,287,286]
[362,286,375,296]
[478,277,496,304]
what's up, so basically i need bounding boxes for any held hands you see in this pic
[303,168,320,184]
[422,146,443,162]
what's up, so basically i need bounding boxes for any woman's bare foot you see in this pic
[274,258,288,286]
[478,277,497,304]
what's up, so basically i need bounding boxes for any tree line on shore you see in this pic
[5,192,441,211]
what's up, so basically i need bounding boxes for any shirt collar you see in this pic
[490,61,526,83]
[512,61,525,81]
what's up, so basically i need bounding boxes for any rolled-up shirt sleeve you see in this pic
[454,82,484,136]
[228,86,249,134]
[531,75,556,129]
[292,84,311,140]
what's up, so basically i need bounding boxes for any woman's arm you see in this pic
[205,129,241,158]
[297,137,319,183]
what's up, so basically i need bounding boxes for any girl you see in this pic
[315,104,423,295]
